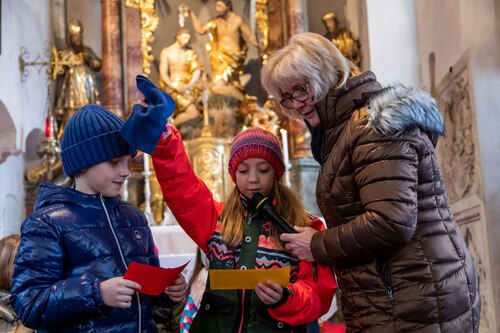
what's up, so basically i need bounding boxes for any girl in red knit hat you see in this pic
[126,76,337,332]
[148,124,336,333]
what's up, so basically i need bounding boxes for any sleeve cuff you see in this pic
[267,286,292,309]
[92,278,107,313]
[162,124,173,140]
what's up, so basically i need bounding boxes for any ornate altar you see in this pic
[22,0,349,222]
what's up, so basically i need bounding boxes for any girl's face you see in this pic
[279,81,320,127]
[235,158,275,199]
[76,155,131,197]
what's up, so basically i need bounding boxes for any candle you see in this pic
[280,129,289,168]
[202,88,210,125]
[142,152,154,226]
[45,116,56,139]
[143,153,150,173]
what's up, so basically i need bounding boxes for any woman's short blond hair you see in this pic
[261,32,352,118]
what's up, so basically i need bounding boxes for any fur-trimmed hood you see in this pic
[366,84,444,136]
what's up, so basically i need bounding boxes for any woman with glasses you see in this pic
[261,32,480,333]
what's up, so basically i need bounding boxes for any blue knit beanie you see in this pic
[60,104,137,177]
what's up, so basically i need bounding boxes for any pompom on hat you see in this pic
[60,104,137,177]
[228,127,285,182]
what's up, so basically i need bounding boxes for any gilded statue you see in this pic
[55,19,102,137]
[322,12,361,69]
[179,1,258,92]
[159,28,203,125]
[240,95,280,136]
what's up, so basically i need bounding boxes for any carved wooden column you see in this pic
[51,0,66,49]
[120,1,160,215]
[285,0,307,36]
[124,3,142,112]
[267,0,285,52]
[123,0,158,110]
[101,0,124,117]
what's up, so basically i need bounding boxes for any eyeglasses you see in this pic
[279,85,309,109]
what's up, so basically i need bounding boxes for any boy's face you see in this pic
[75,155,131,197]
[235,158,275,199]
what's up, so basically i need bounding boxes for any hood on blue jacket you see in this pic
[366,84,445,136]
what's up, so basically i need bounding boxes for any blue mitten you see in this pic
[121,75,176,154]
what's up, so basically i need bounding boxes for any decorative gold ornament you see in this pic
[19,44,78,82]
[255,0,270,62]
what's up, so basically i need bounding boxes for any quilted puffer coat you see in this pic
[11,182,172,333]
[309,71,480,332]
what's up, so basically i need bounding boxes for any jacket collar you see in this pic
[35,182,121,210]
[316,71,382,130]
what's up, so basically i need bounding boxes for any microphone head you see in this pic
[249,192,268,211]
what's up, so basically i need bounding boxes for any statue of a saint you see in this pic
[179,1,258,92]
[159,28,203,125]
[55,19,102,137]
[322,12,361,69]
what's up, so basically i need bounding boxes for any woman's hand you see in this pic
[100,277,141,308]
[165,275,187,302]
[280,226,317,262]
[255,280,284,305]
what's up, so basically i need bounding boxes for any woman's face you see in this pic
[279,82,321,127]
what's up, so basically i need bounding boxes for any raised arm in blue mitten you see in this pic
[121,75,176,154]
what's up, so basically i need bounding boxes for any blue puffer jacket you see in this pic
[11,182,170,333]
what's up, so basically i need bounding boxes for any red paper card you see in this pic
[124,261,189,296]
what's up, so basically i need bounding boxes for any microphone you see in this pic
[249,193,297,234]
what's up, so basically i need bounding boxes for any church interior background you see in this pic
[1,0,500,331]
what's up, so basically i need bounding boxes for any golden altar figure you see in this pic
[55,19,102,137]
[179,1,258,93]
[159,28,203,125]
[322,11,361,69]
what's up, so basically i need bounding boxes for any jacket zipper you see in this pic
[375,257,394,301]
[100,195,142,333]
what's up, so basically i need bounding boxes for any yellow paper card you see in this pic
[209,267,290,290]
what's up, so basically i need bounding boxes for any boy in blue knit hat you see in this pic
[11,103,186,332]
